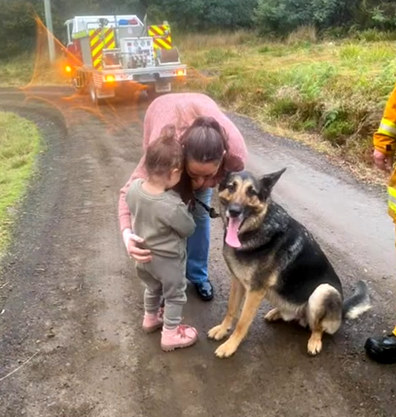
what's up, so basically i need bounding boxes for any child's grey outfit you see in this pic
[126,179,196,329]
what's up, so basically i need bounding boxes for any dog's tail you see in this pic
[342,280,372,320]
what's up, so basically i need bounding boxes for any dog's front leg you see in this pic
[215,289,266,358]
[208,277,245,341]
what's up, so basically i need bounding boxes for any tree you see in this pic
[254,0,312,34]
[146,0,258,31]
[0,0,38,59]
[253,0,396,35]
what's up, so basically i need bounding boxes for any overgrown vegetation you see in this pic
[0,53,69,87]
[1,1,396,176]
[254,0,396,36]
[0,112,42,255]
[1,25,395,171]
[2,0,396,58]
[177,29,396,169]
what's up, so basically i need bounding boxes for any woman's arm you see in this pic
[221,115,248,171]
[119,98,169,261]
[118,158,152,262]
[119,175,134,234]
[118,156,149,232]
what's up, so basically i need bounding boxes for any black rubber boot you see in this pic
[195,280,214,301]
[364,333,396,364]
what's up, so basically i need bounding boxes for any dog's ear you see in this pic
[260,168,286,195]
[219,171,232,191]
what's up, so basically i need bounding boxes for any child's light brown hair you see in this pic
[144,124,184,177]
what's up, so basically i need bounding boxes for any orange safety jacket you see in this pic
[373,83,396,222]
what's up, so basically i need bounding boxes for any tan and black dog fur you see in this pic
[208,169,371,358]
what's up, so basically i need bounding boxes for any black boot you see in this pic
[364,333,396,364]
[195,280,214,301]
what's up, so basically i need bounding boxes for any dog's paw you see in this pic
[264,308,281,322]
[307,337,322,356]
[208,324,229,341]
[215,339,238,359]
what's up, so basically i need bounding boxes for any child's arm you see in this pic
[169,202,196,238]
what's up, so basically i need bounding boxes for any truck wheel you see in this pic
[89,83,104,105]
[74,83,87,95]
[146,85,159,101]
[146,85,170,101]
[73,78,87,95]
[89,84,97,104]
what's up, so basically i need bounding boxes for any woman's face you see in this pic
[186,159,222,190]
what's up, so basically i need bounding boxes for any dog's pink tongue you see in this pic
[225,217,243,248]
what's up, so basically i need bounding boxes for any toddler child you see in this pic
[126,124,198,351]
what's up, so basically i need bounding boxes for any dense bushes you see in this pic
[179,33,396,165]
[146,0,258,31]
[254,0,396,36]
[0,1,38,59]
[2,0,396,59]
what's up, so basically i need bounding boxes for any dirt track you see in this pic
[0,86,395,417]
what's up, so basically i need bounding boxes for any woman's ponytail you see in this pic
[180,116,229,163]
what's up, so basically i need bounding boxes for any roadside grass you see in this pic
[0,112,42,257]
[1,29,395,183]
[0,53,69,87]
[176,28,396,182]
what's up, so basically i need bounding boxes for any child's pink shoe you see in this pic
[161,325,198,351]
[142,308,164,333]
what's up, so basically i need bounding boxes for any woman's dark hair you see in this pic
[144,124,183,177]
[179,116,229,163]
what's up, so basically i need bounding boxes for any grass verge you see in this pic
[1,30,394,184]
[0,52,70,87]
[176,29,396,183]
[0,112,42,257]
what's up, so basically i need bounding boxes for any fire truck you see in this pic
[63,15,186,104]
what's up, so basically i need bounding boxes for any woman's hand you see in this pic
[123,229,152,263]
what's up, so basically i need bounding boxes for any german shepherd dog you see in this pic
[208,169,371,358]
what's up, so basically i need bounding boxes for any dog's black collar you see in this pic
[195,198,220,219]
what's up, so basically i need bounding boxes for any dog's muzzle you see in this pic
[227,203,243,219]
[225,204,244,249]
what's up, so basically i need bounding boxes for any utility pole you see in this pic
[44,0,55,62]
